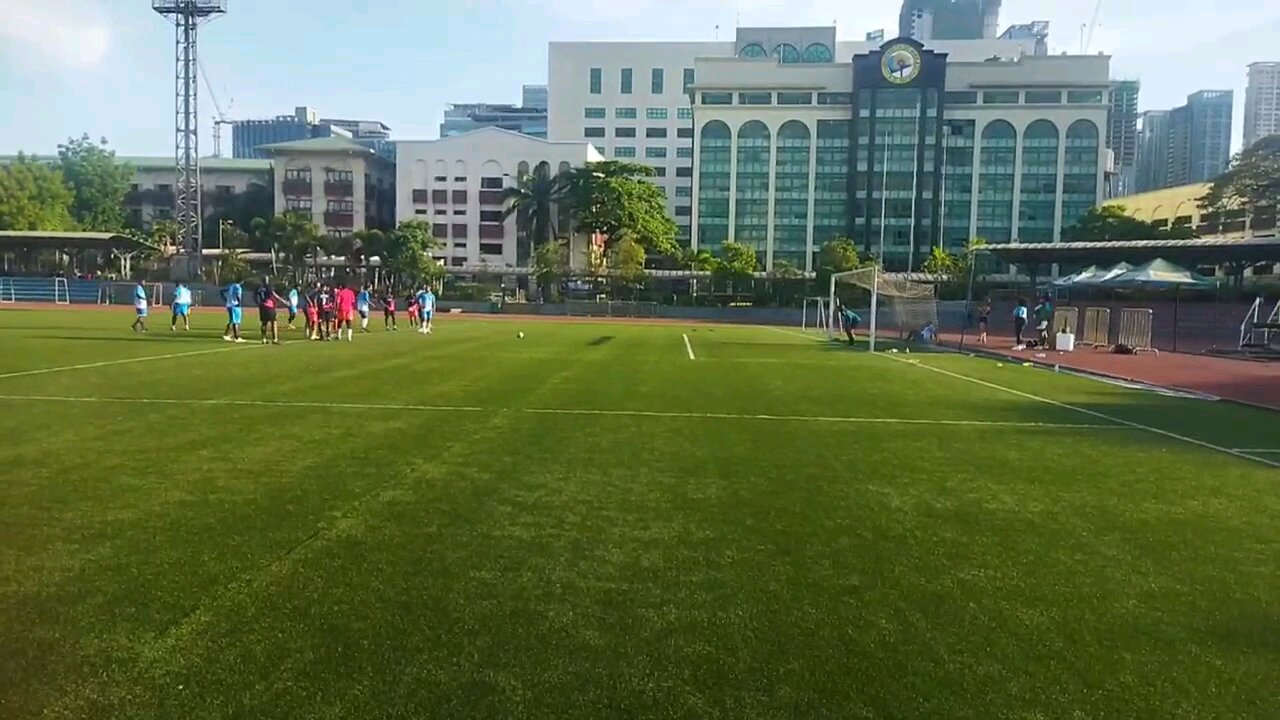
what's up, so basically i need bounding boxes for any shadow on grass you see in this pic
[587,336,615,347]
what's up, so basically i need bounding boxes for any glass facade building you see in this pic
[688,34,1109,272]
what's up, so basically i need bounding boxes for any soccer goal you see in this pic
[801,296,830,333]
[149,283,165,307]
[53,277,70,305]
[829,267,938,352]
[0,277,15,304]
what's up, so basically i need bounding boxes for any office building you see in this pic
[900,0,1001,41]
[998,21,1049,56]
[441,103,548,138]
[260,137,396,237]
[395,127,602,268]
[1244,61,1280,148]
[522,84,549,110]
[1167,90,1233,186]
[1107,80,1140,197]
[121,156,271,230]
[1135,110,1171,192]
[233,106,392,160]
[547,29,1045,249]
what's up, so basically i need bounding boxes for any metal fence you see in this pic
[1081,307,1111,347]
[1116,308,1156,353]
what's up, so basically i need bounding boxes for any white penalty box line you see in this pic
[0,343,271,381]
[0,394,1132,431]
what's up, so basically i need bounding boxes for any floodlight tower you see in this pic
[152,0,227,278]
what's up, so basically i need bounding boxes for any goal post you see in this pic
[0,277,15,304]
[830,267,938,352]
[801,296,830,333]
[53,277,70,305]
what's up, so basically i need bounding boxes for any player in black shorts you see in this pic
[381,287,398,331]
[254,276,288,345]
[319,283,336,341]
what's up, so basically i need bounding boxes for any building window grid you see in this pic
[773,122,812,268]
[652,68,664,94]
[697,123,732,251]
[1018,121,1060,242]
[589,68,602,94]
[646,108,668,120]
[616,107,637,119]
[976,121,1017,243]
[621,68,633,94]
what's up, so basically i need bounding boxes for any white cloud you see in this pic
[1,0,110,70]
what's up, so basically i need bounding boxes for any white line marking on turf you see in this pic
[874,352,1280,470]
[1233,449,1280,454]
[682,333,696,360]
[0,394,1128,430]
[0,344,261,381]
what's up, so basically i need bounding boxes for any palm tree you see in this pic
[502,163,565,254]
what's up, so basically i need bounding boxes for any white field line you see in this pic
[764,324,1280,470]
[682,333,696,360]
[876,352,1280,470]
[0,393,1129,430]
[1233,449,1280,454]
[0,343,263,381]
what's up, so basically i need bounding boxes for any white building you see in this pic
[261,137,396,237]
[1244,61,1280,149]
[395,127,603,268]
[119,156,271,230]
[550,28,1107,271]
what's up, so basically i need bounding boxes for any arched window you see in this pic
[977,120,1017,243]
[739,43,767,59]
[696,121,732,251]
[772,43,800,64]
[773,121,812,269]
[735,121,771,261]
[1062,120,1099,229]
[801,43,832,63]
[1018,120,1059,243]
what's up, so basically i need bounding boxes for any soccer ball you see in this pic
[517,331,525,339]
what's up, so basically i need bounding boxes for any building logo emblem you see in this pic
[881,44,922,84]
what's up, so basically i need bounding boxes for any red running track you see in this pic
[941,331,1280,412]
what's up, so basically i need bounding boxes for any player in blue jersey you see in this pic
[356,283,373,333]
[415,284,436,335]
[130,280,148,332]
[286,284,300,330]
[170,282,193,332]
[220,278,245,343]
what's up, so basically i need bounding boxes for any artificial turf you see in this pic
[0,308,1277,719]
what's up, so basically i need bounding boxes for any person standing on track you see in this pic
[170,282,192,332]
[977,298,992,344]
[335,282,357,342]
[221,278,245,343]
[381,286,398,331]
[1012,297,1029,350]
[254,276,288,345]
[130,280,148,333]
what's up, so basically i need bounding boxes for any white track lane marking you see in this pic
[0,394,1128,430]
[682,333,696,360]
[763,324,1280,470]
[0,343,263,380]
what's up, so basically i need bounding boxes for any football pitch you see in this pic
[1,308,1277,719]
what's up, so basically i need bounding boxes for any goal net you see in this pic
[800,296,830,334]
[829,268,938,351]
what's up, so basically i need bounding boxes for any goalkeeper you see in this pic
[836,301,861,346]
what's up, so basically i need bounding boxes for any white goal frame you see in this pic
[53,277,70,305]
[801,296,830,333]
[149,283,164,307]
[829,268,938,353]
[0,277,15,304]
[829,268,881,351]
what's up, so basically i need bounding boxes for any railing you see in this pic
[1116,308,1156,353]
[282,179,313,196]
[1239,297,1262,349]
[1081,307,1111,347]
[324,181,354,197]
[324,212,354,229]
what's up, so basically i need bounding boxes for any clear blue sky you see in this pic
[2,0,1276,156]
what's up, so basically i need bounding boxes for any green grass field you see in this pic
[1,308,1277,719]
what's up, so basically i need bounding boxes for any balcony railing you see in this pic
[324,212,355,229]
[282,179,312,196]
[324,180,354,197]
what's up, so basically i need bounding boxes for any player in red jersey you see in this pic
[335,282,357,342]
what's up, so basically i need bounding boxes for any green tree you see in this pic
[610,234,648,298]
[0,154,76,231]
[563,161,679,255]
[253,213,324,283]
[383,219,444,288]
[713,241,757,295]
[56,134,133,232]
[219,248,250,284]
[502,163,565,249]
[531,240,570,300]
[1200,135,1280,224]
[204,181,274,248]
[921,246,962,276]
[814,237,863,291]
[1063,204,1195,241]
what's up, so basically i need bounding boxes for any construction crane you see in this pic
[198,58,234,157]
[1080,0,1104,53]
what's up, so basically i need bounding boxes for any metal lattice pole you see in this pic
[154,0,226,280]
